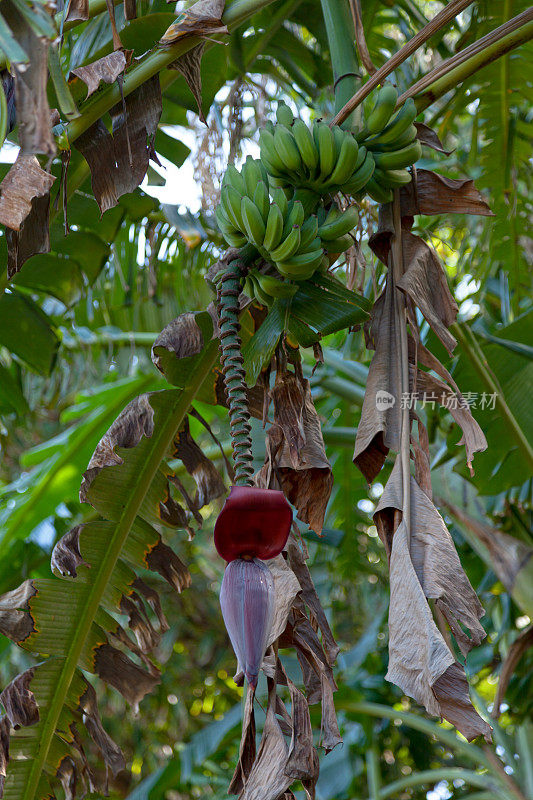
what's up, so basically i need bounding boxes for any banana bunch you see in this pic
[356,87,422,203]
[259,102,375,198]
[243,269,299,307]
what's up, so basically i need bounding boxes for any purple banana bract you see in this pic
[219,557,275,688]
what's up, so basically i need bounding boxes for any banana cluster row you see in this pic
[356,87,422,203]
[216,156,360,286]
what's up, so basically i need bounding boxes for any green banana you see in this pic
[319,204,359,240]
[276,102,294,127]
[270,186,289,218]
[292,118,319,174]
[366,97,417,146]
[366,124,417,153]
[342,151,376,194]
[221,185,245,231]
[299,215,319,251]
[314,122,336,180]
[243,276,256,299]
[365,84,399,135]
[274,125,302,174]
[253,181,270,222]
[373,139,422,170]
[256,272,298,298]
[243,157,264,198]
[282,200,304,238]
[262,203,284,251]
[270,226,301,262]
[259,129,287,176]
[241,195,266,247]
[276,248,323,280]
[327,132,360,188]
[249,272,273,307]
[373,167,412,188]
[332,124,345,155]
[365,176,393,204]
[215,205,247,247]
[324,234,353,254]
[293,187,320,215]
[223,164,246,196]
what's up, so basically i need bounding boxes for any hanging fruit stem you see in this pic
[217,255,255,486]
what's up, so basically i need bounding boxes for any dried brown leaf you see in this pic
[0,155,55,232]
[75,76,161,213]
[271,371,306,468]
[374,461,491,741]
[401,169,494,217]
[287,539,339,666]
[396,232,458,355]
[239,693,292,800]
[353,272,405,482]
[414,368,487,473]
[2,3,55,155]
[492,626,533,719]
[0,580,36,642]
[170,44,209,124]
[119,593,161,653]
[415,123,453,155]
[65,0,89,21]
[124,0,137,19]
[438,498,533,595]
[173,417,226,509]
[6,191,51,276]
[265,555,301,648]
[94,643,159,712]
[152,311,210,368]
[57,756,78,800]
[146,540,191,593]
[80,394,154,502]
[258,380,333,533]
[79,680,125,776]
[228,684,256,795]
[0,668,39,728]
[159,0,227,45]
[71,51,127,99]
[285,674,317,785]
[375,459,486,655]
[51,526,89,578]
[0,716,10,797]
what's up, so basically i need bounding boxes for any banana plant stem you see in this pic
[63,0,276,144]
[451,322,533,472]
[400,8,533,110]
[330,0,473,126]
[319,0,359,123]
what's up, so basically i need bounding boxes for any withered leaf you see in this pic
[152,312,209,371]
[119,593,161,653]
[374,460,491,741]
[133,577,169,633]
[287,539,339,666]
[0,580,36,642]
[0,716,10,796]
[492,626,533,719]
[145,540,191,593]
[284,675,317,785]
[414,368,487,473]
[65,0,89,21]
[75,75,162,214]
[239,692,293,800]
[6,192,51,276]
[228,684,256,795]
[173,417,226,509]
[94,644,159,713]
[80,393,154,502]
[124,0,137,20]
[79,680,125,776]
[2,3,55,156]
[271,371,305,468]
[375,459,486,656]
[353,272,405,483]
[401,169,493,217]
[57,756,78,800]
[264,555,301,648]
[0,155,55,232]
[396,232,458,356]
[438,498,532,598]
[0,668,39,728]
[415,123,453,155]
[71,51,127,99]
[258,379,333,534]
[159,0,227,45]
[51,526,88,578]
[170,44,209,125]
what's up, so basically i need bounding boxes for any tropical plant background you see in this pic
[0,0,532,799]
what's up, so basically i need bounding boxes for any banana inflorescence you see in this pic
[215,87,423,304]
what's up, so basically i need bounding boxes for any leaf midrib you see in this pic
[21,339,219,800]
